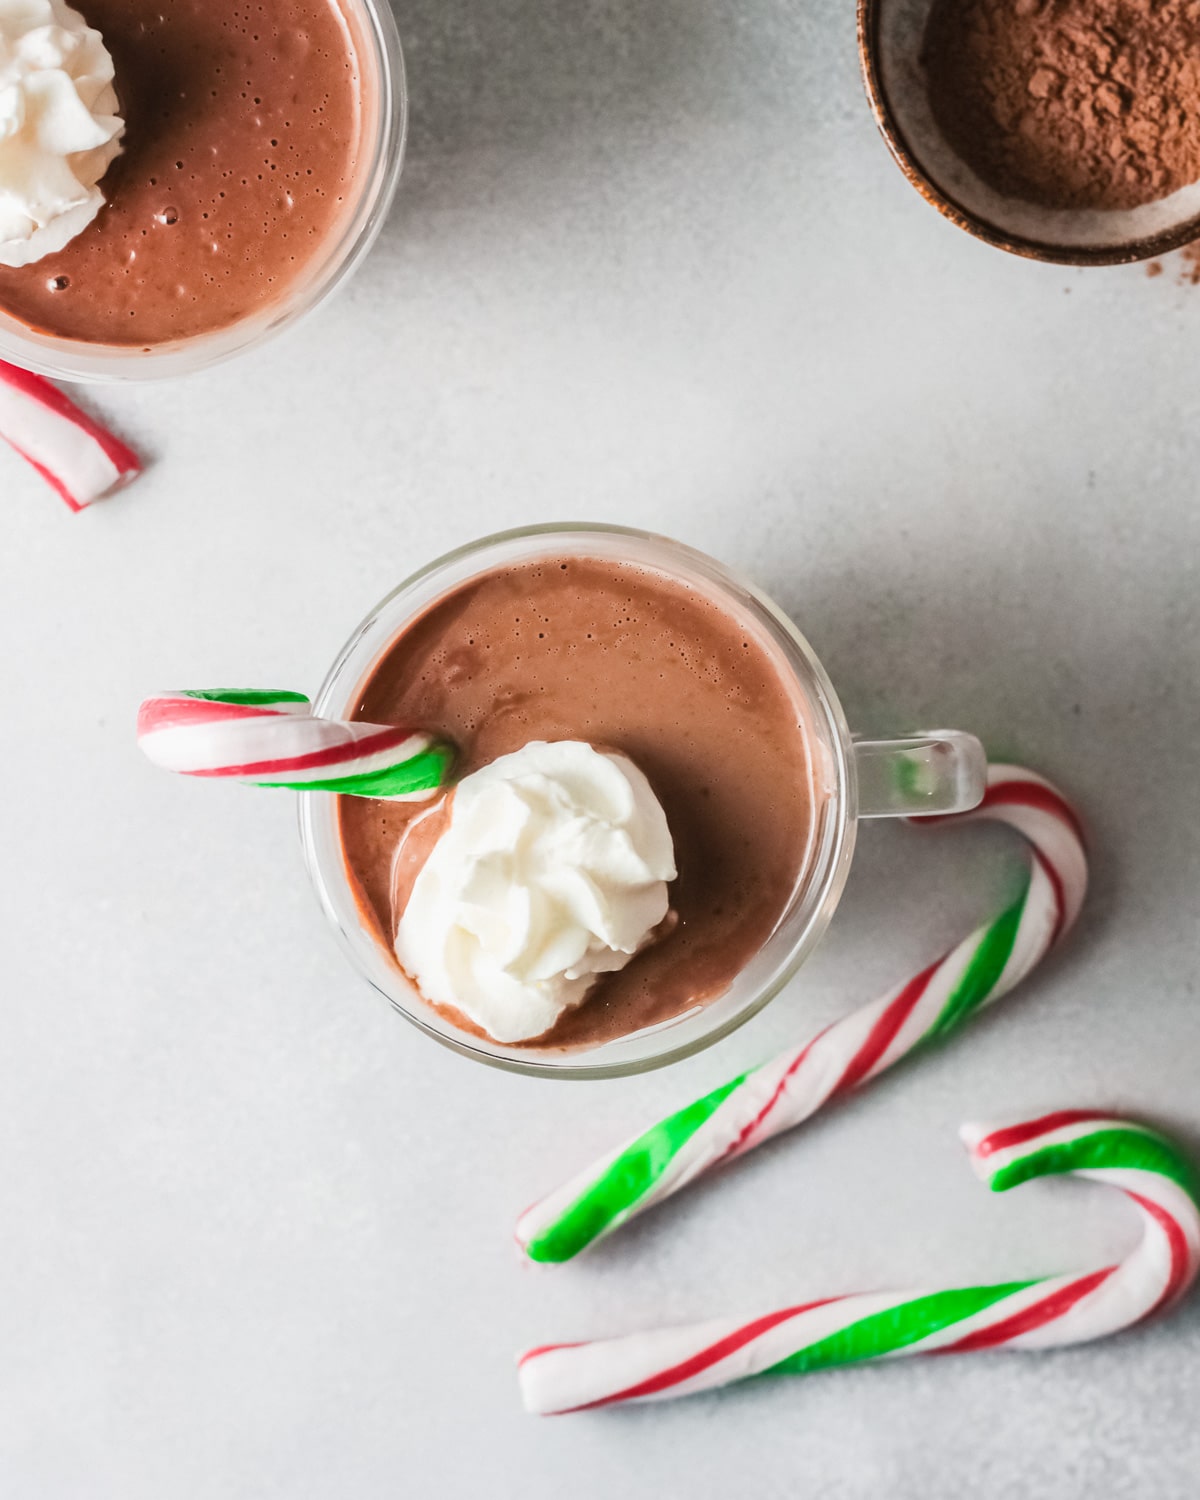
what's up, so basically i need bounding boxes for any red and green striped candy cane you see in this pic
[519,1110,1200,1413]
[516,766,1087,1264]
[137,689,455,799]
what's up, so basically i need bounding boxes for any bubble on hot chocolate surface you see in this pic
[0,0,372,346]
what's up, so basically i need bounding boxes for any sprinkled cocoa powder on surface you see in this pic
[922,0,1200,211]
[1143,242,1200,279]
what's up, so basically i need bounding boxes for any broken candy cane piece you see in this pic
[0,360,142,511]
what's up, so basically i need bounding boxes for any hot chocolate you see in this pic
[338,555,823,1051]
[0,0,375,347]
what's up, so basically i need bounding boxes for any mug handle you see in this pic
[853,731,986,819]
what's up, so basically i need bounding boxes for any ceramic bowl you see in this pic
[858,0,1200,265]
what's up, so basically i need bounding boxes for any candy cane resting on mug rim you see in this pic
[136,690,455,799]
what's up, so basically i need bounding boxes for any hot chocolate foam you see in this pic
[0,0,372,346]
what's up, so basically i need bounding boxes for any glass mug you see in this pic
[300,525,986,1078]
[0,0,406,382]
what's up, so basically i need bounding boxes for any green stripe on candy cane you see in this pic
[517,1112,1200,1414]
[518,879,1029,1267]
[924,879,1029,1041]
[763,1283,1035,1377]
[519,1073,752,1266]
[138,688,457,802]
[988,1128,1200,1202]
[257,741,457,797]
[180,689,311,706]
[516,767,1087,1265]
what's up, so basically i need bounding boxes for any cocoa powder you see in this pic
[922,0,1200,211]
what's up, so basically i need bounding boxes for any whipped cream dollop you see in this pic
[396,741,677,1044]
[0,0,124,268]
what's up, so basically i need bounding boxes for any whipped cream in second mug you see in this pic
[0,0,124,268]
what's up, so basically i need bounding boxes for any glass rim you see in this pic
[300,523,861,1079]
[0,0,406,383]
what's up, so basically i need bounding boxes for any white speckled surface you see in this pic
[2,2,1199,1496]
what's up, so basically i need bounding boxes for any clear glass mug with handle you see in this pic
[300,524,986,1078]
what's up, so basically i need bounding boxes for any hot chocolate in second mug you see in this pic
[301,525,986,1077]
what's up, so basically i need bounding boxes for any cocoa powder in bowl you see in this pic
[921,0,1200,211]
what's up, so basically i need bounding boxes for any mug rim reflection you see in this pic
[299,523,861,1079]
[0,0,406,382]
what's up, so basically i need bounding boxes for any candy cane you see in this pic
[519,1110,1200,1413]
[1,360,141,511]
[516,766,1087,1264]
[137,689,455,799]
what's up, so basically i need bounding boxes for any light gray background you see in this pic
[2,2,1198,1496]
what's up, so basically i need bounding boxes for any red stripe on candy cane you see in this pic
[920,776,1085,852]
[981,780,1088,849]
[714,964,941,1167]
[715,1029,828,1166]
[974,1111,1113,1159]
[0,361,141,475]
[517,1342,586,1369]
[1033,847,1068,947]
[832,960,941,1096]
[518,1114,1200,1414]
[931,1268,1116,1355]
[1130,1193,1195,1315]
[515,766,1090,1270]
[3,438,84,512]
[184,724,422,779]
[136,697,299,735]
[545,1299,844,1414]
[1,360,142,509]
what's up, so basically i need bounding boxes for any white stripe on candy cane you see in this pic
[518,1114,1200,1414]
[515,768,1088,1265]
[0,360,141,510]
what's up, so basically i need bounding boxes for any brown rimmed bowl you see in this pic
[858,0,1200,266]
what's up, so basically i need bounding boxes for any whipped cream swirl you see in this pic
[0,0,124,268]
[396,741,677,1044]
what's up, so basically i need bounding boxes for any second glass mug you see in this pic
[300,524,986,1078]
[0,0,406,382]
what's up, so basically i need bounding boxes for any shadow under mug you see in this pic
[300,524,986,1078]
